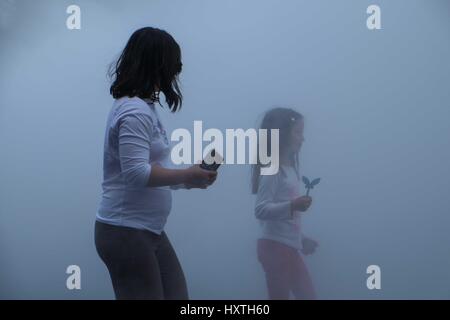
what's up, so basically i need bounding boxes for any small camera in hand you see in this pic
[200,149,223,171]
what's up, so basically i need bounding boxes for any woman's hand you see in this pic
[291,195,312,212]
[184,165,217,189]
[301,237,319,255]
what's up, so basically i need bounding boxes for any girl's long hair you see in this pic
[251,107,303,194]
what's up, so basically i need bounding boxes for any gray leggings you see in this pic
[95,221,189,300]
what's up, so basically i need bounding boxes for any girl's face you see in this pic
[289,119,304,153]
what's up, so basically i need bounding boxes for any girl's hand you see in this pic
[301,237,319,255]
[184,165,217,189]
[291,196,312,212]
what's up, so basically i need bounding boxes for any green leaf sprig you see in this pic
[302,176,321,196]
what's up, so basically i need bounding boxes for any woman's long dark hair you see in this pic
[109,27,183,112]
[251,107,303,194]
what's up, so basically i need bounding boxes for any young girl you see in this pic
[252,108,318,300]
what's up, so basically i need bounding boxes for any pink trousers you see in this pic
[257,238,316,300]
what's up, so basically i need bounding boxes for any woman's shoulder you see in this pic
[114,96,152,113]
[113,96,157,122]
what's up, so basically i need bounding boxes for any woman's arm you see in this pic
[146,165,187,187]
[147,164,216,188]
[118,113,216,189]
[118,113,153,187]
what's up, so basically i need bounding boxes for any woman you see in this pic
[95,27,217,300]
[252,108,318,300]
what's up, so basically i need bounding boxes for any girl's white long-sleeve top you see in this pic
[255,165,304,249]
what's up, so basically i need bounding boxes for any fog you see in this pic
[1,0,449,299]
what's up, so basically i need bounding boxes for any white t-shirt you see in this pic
[255,165,304,249]
[96,96,172,234]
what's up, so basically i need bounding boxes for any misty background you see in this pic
[0,0,449,299]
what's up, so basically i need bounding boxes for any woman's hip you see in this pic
[95,220,162,261]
